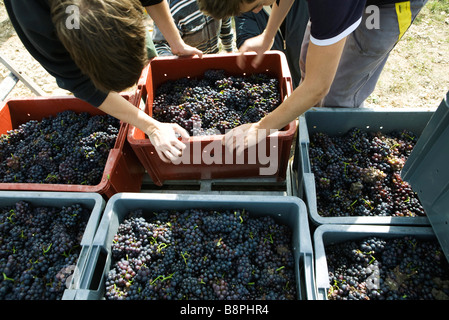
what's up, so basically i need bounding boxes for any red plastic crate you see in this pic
[0,94,144,198]
[128,51,297,186]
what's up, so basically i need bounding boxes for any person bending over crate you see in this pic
[196,0,427,155]
[5,0,203,163]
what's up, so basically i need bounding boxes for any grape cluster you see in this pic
[0,200,90,299]
[152,69,281,135]
[0,110,120,185]
[310,128,425,217]
[326,236,449,300]
[104,208,296,300]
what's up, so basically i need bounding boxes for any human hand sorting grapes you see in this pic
[98,92,190,164]
[170,42,204,58]
[223,123,256,156]
[147,121,189,163]
[222,122,273,157]
[236,32,273,70]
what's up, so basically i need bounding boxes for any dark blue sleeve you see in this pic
[306,0,365,46]
[234,11,270,49]
[140,0,163,6]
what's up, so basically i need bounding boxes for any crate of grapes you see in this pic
[401,91,449,263]
[127,51,297,186]
[69,193,317,300]
[294,107,435,226]
[313,224,449,300]
[0,191,105,300]
[0,95,145,198]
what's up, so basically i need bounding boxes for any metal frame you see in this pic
[0,53,45,101]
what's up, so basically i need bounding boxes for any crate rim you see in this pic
[76,192,318,300]
[296,107,435,226]
[313,223,438,300]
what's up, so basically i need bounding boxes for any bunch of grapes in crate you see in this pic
[326,236,449,300]
[0,110,120,185]
[152,69,281,136]
[104,208,297,300]
[0,201,90,299]
[310,128,425,217]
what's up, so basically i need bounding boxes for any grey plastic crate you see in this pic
[0,191,105,299]
[401,92,449,263]
[313,224,438,300]
[71,192,317,300]
[295,107,435,226]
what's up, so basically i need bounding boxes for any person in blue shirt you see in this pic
[197,0,427,155]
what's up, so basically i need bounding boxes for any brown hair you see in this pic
[50,0,148,93]
[196,0,256,19]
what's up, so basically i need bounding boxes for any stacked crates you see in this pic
[0,52,317,301]
[401,92,449,262]
[294,103,449,300]
[3,48,448,302]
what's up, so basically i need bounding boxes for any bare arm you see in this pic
[98,92,189,163]
[145,2,203,57]
[225,38,347,154]
[237,0,294,68]
[258,38,347,130]
[263,0,294,42]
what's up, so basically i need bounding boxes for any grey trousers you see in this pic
[300,0,428,108]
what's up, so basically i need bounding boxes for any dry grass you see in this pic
[365,0,449,109]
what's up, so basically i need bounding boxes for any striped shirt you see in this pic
[152,0,234,55]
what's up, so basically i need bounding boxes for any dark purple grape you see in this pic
[152,69,280,136]
[0,110,120,185]
[104,208,296,300]
[310,128,424,218]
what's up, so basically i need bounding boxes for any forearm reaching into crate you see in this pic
[224,38,346,155]
[219,0,427,154]
[145,2,203,57]
[99,92,189,163]
[235,0,294,69]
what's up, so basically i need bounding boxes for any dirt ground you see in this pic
[1,1,448,109]
[0,2,71,98]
